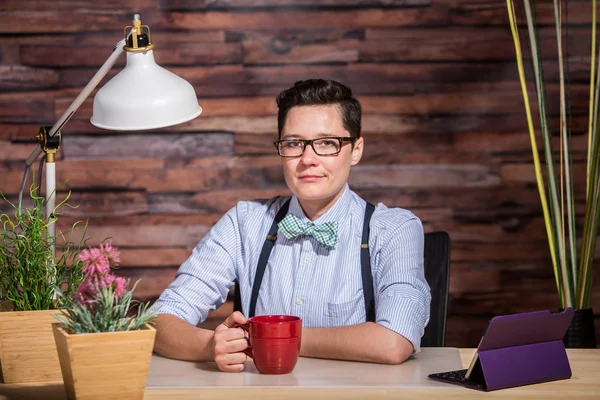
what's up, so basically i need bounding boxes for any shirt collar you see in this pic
[288,184,352,224]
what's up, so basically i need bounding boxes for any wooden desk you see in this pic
[0,348,598,399]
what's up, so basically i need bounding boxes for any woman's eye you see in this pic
[319,140,336,147]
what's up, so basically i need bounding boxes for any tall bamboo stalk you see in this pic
[507,0,564,303]
[507,0,599,309]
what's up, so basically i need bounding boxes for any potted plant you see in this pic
[506,1,598,347]
[52,242,157,400]
[0,186,88,383]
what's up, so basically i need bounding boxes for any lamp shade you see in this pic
[91,50,201,130]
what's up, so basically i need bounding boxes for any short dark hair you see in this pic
[276,79,362,139]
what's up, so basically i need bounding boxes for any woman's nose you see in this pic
[299,143,319,165]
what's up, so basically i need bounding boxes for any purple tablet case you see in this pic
[431,308,574,391]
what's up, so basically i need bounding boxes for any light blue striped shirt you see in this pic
[152,185,431,352]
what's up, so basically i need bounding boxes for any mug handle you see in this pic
[232,322,253,359]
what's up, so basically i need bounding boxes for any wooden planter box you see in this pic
[52,323,156,400]
[0,309,62,383]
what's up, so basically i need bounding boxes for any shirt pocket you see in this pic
[324,294,363,328]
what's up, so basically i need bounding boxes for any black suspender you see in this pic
[361,202,376,323]
[247,199,291,318]
[241,200,376,322]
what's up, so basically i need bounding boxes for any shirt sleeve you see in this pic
[371,208,431,354]
[150,203,244,326]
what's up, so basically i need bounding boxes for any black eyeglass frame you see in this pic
[273,136,357,157]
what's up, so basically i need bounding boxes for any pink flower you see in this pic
[76,242,129,307]
[111,276,128,299]
[79,248,110,276]
[76,279,96,305]
[101,242,120,267]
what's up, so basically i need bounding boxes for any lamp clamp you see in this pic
[36,126,61,163]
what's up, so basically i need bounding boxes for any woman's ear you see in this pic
[351,137,364,166]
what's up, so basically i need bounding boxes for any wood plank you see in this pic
[0,8,449,33]
[0,65,59,90]
[61,133,234,160]
[447,0,592,25]
[423,216,551,244]
[60,164,284,193]
[362,26,590,62]
[454,131,589,155]
[359,92,524,115]
[118,248,191,268]
[0,158,164,174]
[452,241,552,261]
[20,42,243,67]
[145,8,451,30]
[353,186,541,211]
[410,208,453,224]
[349,164,501,189]
[0,44,19,64]
[226,28,365,43]
[56,224,209,249]
[359,151,486,165]
[57,213,223,228]
[445,315,491,348]
[449,263,503,293]
[242,39,359,65]
[59,192,149,217]
[0,98,55,123]
[158,0,431,9]
[0,31,225,45]
[115,267,178,300]
[0,140,36,162]
[148,189,290,214]
[501,162,588,185]
[2,0,156,10]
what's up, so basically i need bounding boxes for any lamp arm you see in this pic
[25,38,127,167]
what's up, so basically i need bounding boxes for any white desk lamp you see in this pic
[19,14,202,249]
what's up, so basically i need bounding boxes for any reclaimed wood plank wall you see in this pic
[1,0,598,347]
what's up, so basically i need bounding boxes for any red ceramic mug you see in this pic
[233,315,302,374]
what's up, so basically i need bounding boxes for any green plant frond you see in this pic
[0,181,89,311]
[55,279,157,334]
[507,0,599,308]
[508,0,566,304]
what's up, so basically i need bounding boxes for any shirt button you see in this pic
[305,255,310,261]
[295,299,303,306]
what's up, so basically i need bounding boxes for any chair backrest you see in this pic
[233,231,451,347]
[420,231,451,348]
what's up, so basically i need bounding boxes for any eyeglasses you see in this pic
[273,136,357,157]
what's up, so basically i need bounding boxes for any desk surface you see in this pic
[0,348,598,399]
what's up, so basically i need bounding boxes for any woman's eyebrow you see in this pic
[281,132,334,139]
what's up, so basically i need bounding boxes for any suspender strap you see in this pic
[361,202,376,323]
[248,199,291,318]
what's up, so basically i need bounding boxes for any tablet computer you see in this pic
[428,308,574,391]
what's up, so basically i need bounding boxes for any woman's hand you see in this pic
[211,311,249,372]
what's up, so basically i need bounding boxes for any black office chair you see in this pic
[233,231,451,347]
[420,231,451,348]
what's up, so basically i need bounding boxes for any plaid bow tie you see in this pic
[277,214,339,248]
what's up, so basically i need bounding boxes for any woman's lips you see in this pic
[298,175,323,182]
